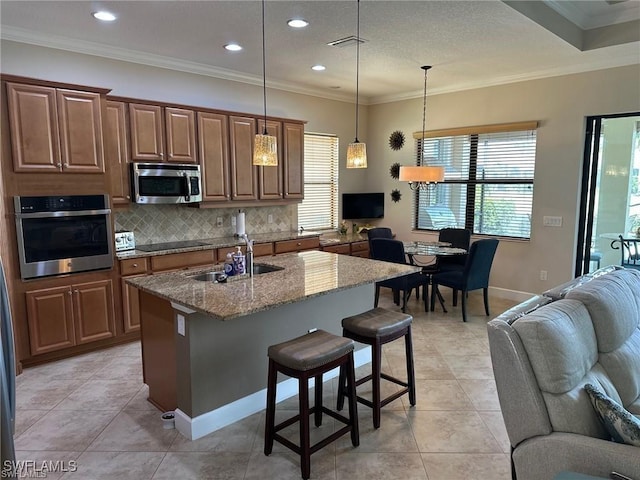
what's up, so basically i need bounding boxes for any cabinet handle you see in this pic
[126,195,130,200]
[67,290,72,296]
[57,162,62,169]
[64,163,69,168]
[132,263,138,267]
[297,242,301,246]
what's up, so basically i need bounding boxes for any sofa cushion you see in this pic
[513,299,597,394]
[584,383,640,447]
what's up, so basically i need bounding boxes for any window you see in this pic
[298,133,339,230]
[415,122,537,239]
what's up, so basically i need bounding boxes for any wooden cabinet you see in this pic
[257,119,283,200]
[26,279,116,355]
[274,237,320,254]
[119,258,150,334]
[322,244,351,255]
[217,242,274,259]
[129,103,196,163]
[229,115,258,200]
[150,250,215,272]
[105,100,131,205]
[350,241,370,258]
[283,122,304,199]
[6,83,104,173]
[198,111,230,201]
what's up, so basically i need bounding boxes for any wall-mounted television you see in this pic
[342,192,384,220]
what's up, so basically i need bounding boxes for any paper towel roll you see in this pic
[236,212,246,236]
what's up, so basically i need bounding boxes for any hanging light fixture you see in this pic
[253,0,278,166]
[346,0,367,169]
[399,65,444,189]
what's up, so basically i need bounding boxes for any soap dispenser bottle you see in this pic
[233,246,246,275]
[224,253,235,276]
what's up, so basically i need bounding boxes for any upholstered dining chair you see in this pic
[430,238,499,322]
[619,234,640,269]
[367,227,393,251]
[370,238,429,313]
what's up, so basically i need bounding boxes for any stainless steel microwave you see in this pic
[131,163,202,204]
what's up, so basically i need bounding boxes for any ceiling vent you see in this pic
[327,35,367,48]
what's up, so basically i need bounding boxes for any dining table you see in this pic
[402,241,468,312]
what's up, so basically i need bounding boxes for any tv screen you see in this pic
[342,193,384,220]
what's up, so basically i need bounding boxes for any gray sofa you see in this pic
[488,267,640,480]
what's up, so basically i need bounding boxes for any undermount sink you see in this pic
[190,264,284,282]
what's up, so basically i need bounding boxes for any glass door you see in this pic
[576,113,640,276]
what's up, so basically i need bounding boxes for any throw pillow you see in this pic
[584,383,640,447]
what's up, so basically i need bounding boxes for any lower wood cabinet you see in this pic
[26,279,116,355]
[274,237,320,254]
[321,244,351,255]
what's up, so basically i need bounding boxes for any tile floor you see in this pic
[12,289,518,479]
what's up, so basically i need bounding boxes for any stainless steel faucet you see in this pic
[240,233,254,277]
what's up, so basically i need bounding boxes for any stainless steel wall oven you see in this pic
[14,195,114,280]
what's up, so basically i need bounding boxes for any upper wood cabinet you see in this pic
[129,103,197,163]
[229,115,258,201]
[104,100,131,205]
[6,83,105,173]
[257,119,283,200]
[283,122,304,199]
[198,111,230,201]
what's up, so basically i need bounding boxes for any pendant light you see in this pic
[399,66,444,189]
[346,0,367,169]
[253,0,278,166]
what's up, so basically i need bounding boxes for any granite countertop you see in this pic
[126,250,418,321]
[116,230,322,260]
[318,231,369,246]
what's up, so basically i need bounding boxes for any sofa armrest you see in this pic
[514,432,640,480]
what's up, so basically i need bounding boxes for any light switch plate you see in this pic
[177,315,185,336]
[543,216,563,227]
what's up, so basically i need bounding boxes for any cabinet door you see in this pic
[105,101,131,204]
[57,89,105,173]
[73,280,116,344]
[283,122,304,199]
[129,103,164,161]
[257,119,283,200]
[121,276,143,333]
[198,112,230,201]
[25,286,75,355]
[229,116,258,200]
[165,107,197,163]
[6,83,61,172]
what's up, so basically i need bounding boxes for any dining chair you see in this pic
[367,227,394,250]
[619,235,640,269]
[430,238,499,322]
[370,238,429,313]
[435,228,471,272]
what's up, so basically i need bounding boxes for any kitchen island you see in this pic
[126,250,418,440]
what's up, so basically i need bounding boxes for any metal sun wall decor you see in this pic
[389,130,405,150]
[389,162,400,179]
[391,189,402,202]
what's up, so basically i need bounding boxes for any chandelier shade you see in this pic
[253,0,278,166]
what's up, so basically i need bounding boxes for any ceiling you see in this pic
[1,0,639,104]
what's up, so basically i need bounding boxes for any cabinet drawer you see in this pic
[350,241,369,253]
[151,250,215,272]
[218,243,273,259]
[120,258,149,276]
[322,244,350,255]
[274,237,320,254]
[351,251,370,258]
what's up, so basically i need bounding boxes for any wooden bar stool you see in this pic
[264,329,359,480]
[336,308,415,428]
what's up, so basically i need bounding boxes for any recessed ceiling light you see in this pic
[287,19,309,28]
[92,11,116,22]
[224,43,243,52]
[311,65,326,71]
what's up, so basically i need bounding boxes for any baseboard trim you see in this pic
[488,286,533,303]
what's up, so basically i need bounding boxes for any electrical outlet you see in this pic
[177,315,185,336]
[216,217,223,227]
[540,270,548,281]
[268,214,273,224]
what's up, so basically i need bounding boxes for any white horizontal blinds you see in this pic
[415,124,537,239]
[298,133,339,230]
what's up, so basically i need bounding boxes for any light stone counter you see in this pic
[126,250,418,321]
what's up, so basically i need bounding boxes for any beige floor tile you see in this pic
[16,378,87,410]
[15,410,118,451]
[336,409,418,453]
[434,337,491,356]
[87,410,178,452]
[388,354,455,380]
[170,412,261,452]
[335,452,428,479]
[256,410,337,455]
[62,451,166,479]
[245,449,336,480]
[441,355,496,380]
[22,354,109,382]
[408,410,502,453]
[54,378,141,411]
[458,379,501,411]
[14,409,49,437]
[421,453,511,480]
[401,380,474,411]
[152,452,250,480]
[478,411,511,453]
[123,384,161,412]
[92,355,144,380]
[13,451,81,480]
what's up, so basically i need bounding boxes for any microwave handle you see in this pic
[182,173,191,202]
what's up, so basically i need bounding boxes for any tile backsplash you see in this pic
[114,204,296,245]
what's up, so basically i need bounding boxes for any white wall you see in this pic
[3,41,639,297]
[366,65,640,296]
